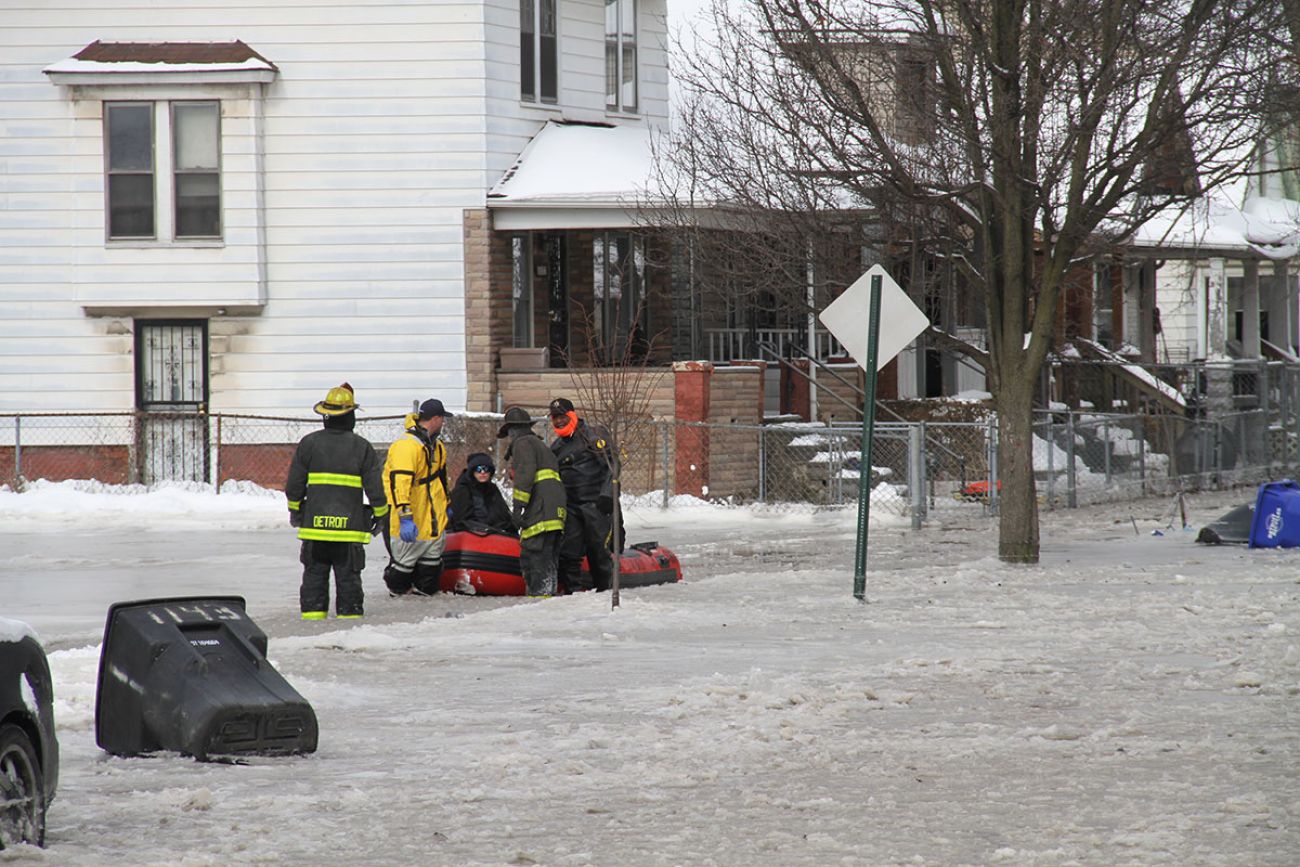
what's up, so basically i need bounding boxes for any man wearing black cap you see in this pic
[381,398,454,596]
[285,383,389,620]
[497,406,566,597]
[548,397,619,592]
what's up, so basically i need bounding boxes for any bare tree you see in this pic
[662,0,1290,562]
[561,301,668,607]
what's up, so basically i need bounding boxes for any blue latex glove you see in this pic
[399,514,418,542]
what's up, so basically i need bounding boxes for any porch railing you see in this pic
[706,327,844,362]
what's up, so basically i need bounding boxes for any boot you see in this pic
[412,561,444,596]
[384,564,414,596]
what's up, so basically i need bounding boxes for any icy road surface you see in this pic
[0,484,1295,865]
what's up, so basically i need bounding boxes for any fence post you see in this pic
[661,422,670,509]
[1045,414,1055,511]
[1138,415,1146,495]
[920,421,930,513]
[1289,374,1300,467]
[758,425,766,504]
[1065,411,1077,508]
[909,423,924,530]
[213,414,222,494]
[987,414,999,515]
[13,415,21,485]
[1213,421,1223,488]
[1103,418,1112,486]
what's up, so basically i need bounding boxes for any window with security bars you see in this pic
[136,321,208,409]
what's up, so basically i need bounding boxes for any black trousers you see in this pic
[558,502,614,592]
[300,540,365,616]
[519,529,560,597]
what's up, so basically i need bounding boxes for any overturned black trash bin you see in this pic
[95,596,318,760]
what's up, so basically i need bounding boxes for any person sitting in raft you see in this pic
[448,452,516,535]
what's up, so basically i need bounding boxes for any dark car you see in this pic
[0,618,58,849]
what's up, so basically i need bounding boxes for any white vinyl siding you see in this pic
[0,0,496,414]
[0,0,672,415]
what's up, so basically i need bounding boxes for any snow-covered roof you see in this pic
[488,121,686,229]
[490,121,660,208]
[1130,194,1300,260]
[45,40,278,84]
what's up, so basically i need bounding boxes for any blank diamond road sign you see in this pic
[818,265,929,371]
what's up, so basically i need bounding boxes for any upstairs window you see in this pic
[172,102,221,237]
[106,103,155,238]
[604,0,637,112]
[521,0,558,104]
[105,100,221,241]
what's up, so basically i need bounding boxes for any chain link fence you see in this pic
[3,405,1299,521]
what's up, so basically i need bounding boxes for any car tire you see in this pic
[0,723,45,849]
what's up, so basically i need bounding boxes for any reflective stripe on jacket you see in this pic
[508,431,566,539]
[383,413,450,540]
[285,428,387,544]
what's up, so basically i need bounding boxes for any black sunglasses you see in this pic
[472,465,494,474]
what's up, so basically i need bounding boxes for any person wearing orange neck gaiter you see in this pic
[548,397,619,592]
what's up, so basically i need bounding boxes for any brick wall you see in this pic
[217,443,294,490]
[464,210,514,412]
[815,363,868,423]
[706,366,762,499]
[0,445,131,485]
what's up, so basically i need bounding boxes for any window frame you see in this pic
[170,100,222,239]
[520,0,559,105]
[604,0,637,113]
[593,231,646,360]
[104,101,157,240]
[103,99,223,244]
[511,234,535,348]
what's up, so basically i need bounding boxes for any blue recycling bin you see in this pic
[95,596,317,760]
[1248,480,1300,548]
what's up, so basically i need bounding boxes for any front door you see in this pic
[135,320,209,484]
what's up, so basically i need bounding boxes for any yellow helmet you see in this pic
[313,383,359,416]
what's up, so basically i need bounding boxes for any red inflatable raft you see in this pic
[440,530,682,596]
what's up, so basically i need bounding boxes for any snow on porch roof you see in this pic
[1130,193,1300,261]
[44,40,278,83]
[488,121,666,228]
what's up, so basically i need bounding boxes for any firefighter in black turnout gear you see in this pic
[498,407,566,597]
[548,397,619,592]
[285,383,388,620]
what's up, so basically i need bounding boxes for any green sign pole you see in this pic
[853,275,883,600]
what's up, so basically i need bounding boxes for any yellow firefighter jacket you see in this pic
[383,413,450,540]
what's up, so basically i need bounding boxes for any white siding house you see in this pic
[0,0,671,427]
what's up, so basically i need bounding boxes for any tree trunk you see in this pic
[996,377,1039,563]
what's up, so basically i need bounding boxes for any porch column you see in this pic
[1205,257,1229,360]
[673,361,712,498]
[1276,259,1297,353]
[1138,260,1157,362]
[1204,257,1234,418]
[1242,259,1261,358]
[463,209,515,413]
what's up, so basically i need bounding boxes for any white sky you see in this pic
[1,480,1296,865]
